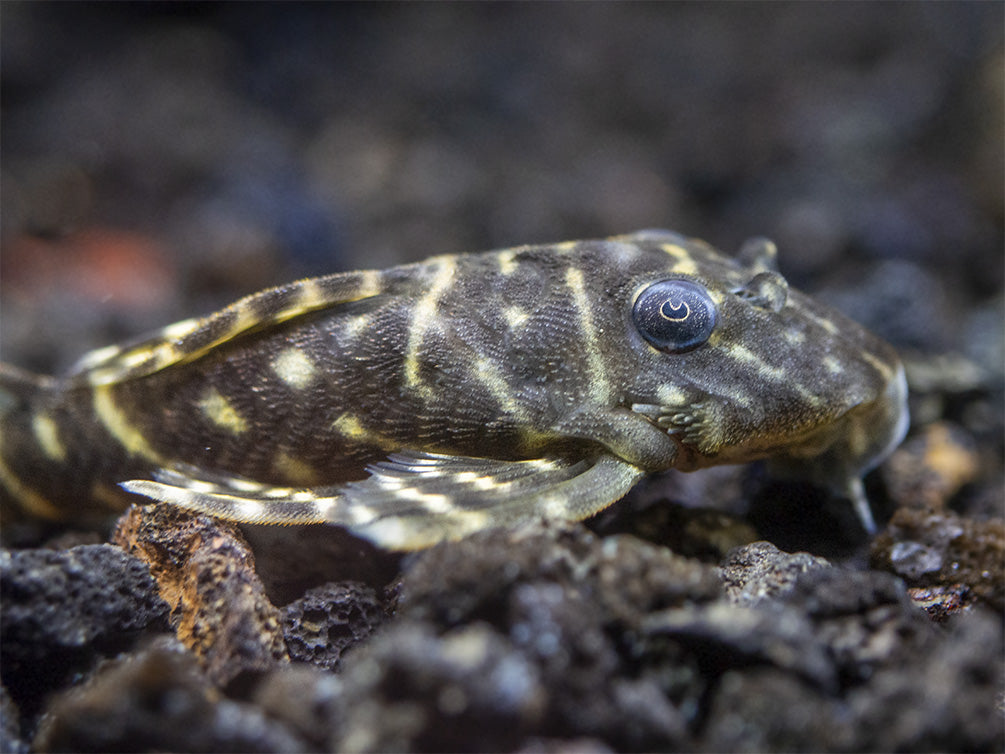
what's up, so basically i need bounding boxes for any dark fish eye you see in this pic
[632,279,717,353]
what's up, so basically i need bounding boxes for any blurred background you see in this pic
[1,2,1002,380]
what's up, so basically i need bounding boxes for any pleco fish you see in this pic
[0,230,908,549]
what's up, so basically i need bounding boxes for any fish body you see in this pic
[0,230,908,548]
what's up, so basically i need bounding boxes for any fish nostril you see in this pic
[734,272,789,313]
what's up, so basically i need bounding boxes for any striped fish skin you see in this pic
[0,230,908,548]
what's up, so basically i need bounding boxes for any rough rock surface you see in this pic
[249,664,344,750]
[113,505,289,685]
[32,641,309,753]
[720,540,831,606]
[871,505,1004,613]
[1,683,28,754]
[323,530,1001,752]
[0,544,170,725]
[281,581,386,670]
[336,527,718,752]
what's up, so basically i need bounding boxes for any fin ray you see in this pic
[120,451,645,549]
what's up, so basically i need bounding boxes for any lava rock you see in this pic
[882,422,981,510]
[0,544,169,721]
[113,504,288,685]
[251,664,343,750]
[32,642,309,753]
[871,506,1005,611]
[846,608,1003,752]
[905,583,972,623]
[642,602,838,692]
[720,540,831,606]
[702,668,855,753]
[694,560,1000,752]
[281,581,385,670]
[398,525,723,628]
[1,684,27,754]
[782,567,933,684]
[335,622,547,753]
[364,525,719,750]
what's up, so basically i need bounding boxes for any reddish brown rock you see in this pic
[882,422,981,511]
[113,505,288,685]
[871,507,1004,612]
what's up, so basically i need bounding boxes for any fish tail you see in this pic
[0,364,97,521]
[0,364,63,519]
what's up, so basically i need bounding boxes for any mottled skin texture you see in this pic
[0,231,908,548]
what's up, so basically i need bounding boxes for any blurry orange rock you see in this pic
[2,228,177,312]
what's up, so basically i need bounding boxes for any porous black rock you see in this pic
[281,581,386,670]
[334,622,547,753]
[32,642,310,753]
[333,526,720,751]
[0,544,170,723]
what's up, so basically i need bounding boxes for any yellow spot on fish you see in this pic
[333,412,367,440]
[359,269,382,297]
[198,388,248,435]
[273,452,319,485]
[656,384,689,407]
[91,482,126,510]
[472,476,498,491]
[272,347,316,390]
[313,497,337,517]
[404,258,456,393]
[345,500,378,524]
[861,349,894,381]
[161,318,201,341]
[801,307,841,336]
[238,499,265,519]
[823,355,845,375]
[342,314,371,341]
[504,306,529,330]
[565,267,610,402]
[497,250,519,275]
[0,431,62,519]
[187,479,221,495]
[332,412,398,450]
[120,348,157,370]
[473,357,524,418]
[71,343,123,373]
[84,342,182,386]
[784,330,807,346]
[228,477,267,493]
[93,386,164,462]
[229,304,262,340]
[32,413,66,462]
[274,280,324,322]
[396,487,452,513]
[724,345,822,407]
[540,494,572,519]
[659,244,699,275]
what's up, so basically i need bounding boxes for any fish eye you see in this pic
[632,279,717,353]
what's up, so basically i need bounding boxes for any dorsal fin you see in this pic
[69,269,385,386]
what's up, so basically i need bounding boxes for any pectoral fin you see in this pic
[121,451,645,550]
